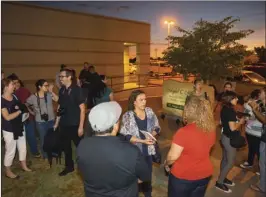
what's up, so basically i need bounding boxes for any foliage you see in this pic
[254,46,266,63]
[163,16,254,81]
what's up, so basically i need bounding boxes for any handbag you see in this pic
[152,142,161,164]
[230,130,246,148]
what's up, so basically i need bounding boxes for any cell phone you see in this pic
[236,111,250,118]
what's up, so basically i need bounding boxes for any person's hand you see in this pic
[248,100,259,111]
[138,179,143,183]
[53,123,58,131]
[78,127,84,137]
[142,139,154,145]
[151,130,158,137]
[239,117,246,125]
[48,84,54,93]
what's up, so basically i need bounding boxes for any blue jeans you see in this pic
[36,120,54,159]
[259,141,266,192]
[24,120,39,155]
[168,174,211,197]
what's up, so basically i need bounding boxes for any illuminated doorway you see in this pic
[123,43,138,89]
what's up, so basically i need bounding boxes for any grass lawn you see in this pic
[1,142,168,197]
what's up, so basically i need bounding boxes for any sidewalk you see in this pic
[118,97,264,197]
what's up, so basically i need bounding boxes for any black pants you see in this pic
[246,133,260,165]
[168,174,210,197]
[60,125,81,169]
[139,156,152,197]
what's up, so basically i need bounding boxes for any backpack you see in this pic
[43,128,62,167]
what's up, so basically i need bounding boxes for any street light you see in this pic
[164,20,174,47]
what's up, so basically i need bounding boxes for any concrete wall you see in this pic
[1,2,150,92]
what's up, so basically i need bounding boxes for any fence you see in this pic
[107,74,195,93]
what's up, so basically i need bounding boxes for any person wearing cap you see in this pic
[77,101,150,197]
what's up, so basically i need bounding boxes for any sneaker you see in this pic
[33,153,41,158]
[240,161,252,169]
[215,182,232,193]
[58,168,74,176]
[224,178,235,187]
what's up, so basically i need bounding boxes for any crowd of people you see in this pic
[1,65,265,197]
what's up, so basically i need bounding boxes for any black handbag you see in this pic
[230,130,246,148]
[152,142,162,164]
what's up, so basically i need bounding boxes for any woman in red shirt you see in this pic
[165,96,216,197]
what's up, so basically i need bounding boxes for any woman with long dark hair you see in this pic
[91,75,113,106]
[120,90,160,197]
[26,79,58,164]
[1,78,31,178]
[215,91,245,193]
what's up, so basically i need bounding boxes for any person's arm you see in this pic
[130,135,154,145]
[50,92,59,102]
[166,128,186,166]
[109,92,114,101]
[53,89,62,130]
[226,107,245,131]
[166,143,184,165]
[1,108,22,121]
[151,110,161,136]
[76,87,86,137]
[249,101,266,124]
[78,103,86,137]
[135,149,150,182]
[120,113,154,145]
[252,109,266,124]
[25,96,35,115]
[228,118,245,131]
[48,84,59,102]
[54,105,61,130]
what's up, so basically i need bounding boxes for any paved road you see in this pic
[118,97,264,197]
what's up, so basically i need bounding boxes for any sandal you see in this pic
[250,184,265,193]
[5,175,20,179]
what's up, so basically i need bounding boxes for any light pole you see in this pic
[164,20,174,47]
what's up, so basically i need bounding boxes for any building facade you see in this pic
[1,2,150,91]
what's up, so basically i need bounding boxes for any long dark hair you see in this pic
[221,91,237,108]
[128,90,145,111]
[92,77,107,100]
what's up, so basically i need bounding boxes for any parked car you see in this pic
[149,60,173,76]
[233,70,266,85]
[243,65,266,78]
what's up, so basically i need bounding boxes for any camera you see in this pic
[41,113,49,122]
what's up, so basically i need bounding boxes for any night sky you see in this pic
[29,1,265,57]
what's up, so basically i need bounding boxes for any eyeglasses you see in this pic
[59,75,67,78]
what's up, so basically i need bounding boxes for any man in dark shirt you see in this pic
[79,62,90,84]
[54,68,86,176]
[217,82,233,102]
[77,101,150,197]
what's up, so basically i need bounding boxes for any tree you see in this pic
[163,16,254,81]
[254,46,266,63]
